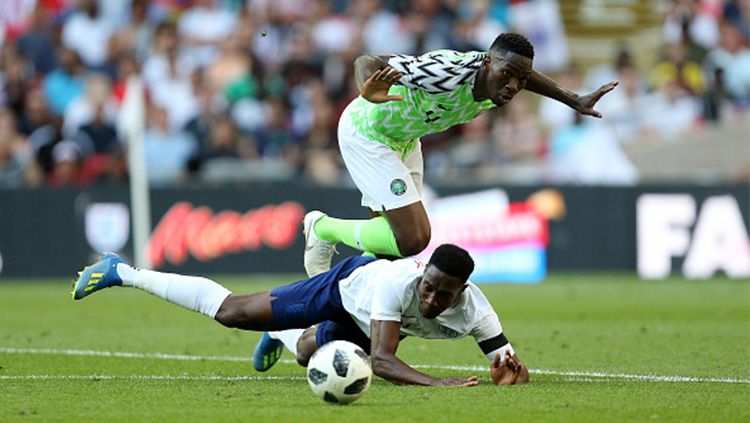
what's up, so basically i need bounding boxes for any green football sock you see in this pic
[313,216,402,257]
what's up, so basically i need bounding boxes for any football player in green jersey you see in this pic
[303,33,618,276]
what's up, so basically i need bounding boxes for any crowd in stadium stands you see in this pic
[0,0,748,188]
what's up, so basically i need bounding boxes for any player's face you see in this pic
[484,51,532,107]
[417,265,467,319]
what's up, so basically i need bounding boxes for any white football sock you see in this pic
[117,263,231,318]
[268,329,304,355]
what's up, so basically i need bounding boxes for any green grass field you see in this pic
[1,274,748,422]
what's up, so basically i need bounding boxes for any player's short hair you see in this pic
[488,33,535,59]
[428,244,475,282]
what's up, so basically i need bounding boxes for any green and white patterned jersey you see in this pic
[348,49,495,157]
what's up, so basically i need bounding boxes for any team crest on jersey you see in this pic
[438,325,460,338]
[390,179,407,196]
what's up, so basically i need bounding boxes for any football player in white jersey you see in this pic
[72,244,528,386]
[303,33,618,276]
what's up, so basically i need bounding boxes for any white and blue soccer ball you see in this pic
[306,340,372,404]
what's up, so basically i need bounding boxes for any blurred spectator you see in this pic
[702,19,750,107]
[142,106,196,187]
[141,22,194,92]
[0,44,34,115]
[188,115,241,174]
[16,6,59,75]
[178,0,237,67]
[0,107,37,188]
[598,64,650,142]
[77,104,118,155]
[723,0,750,40]
[61,0,116,69]
[650,42,706,95]
[17,87,52,135]
[311,0,358,55]
[205,32,253,96]
[702,67,733,121]
[540,65,584,131]
[545,113,639,185]
[405,0,456,53]
[30,116,65,176]
[353,0,416,54]
[47,139,85,186]
[96,146,129,185]
[109,0,153,63]
[304,148,341,186]
[662,0,720,52]
[641,80,701,141]
[585,44,634,94]
[255,97,299,165]
[62,72,116,138]
[0,0,745,189]
[143,23,199,130]
[42,48,85,115]
[491,94,545,163]
[454,0,508,51]
[448,112,493,177]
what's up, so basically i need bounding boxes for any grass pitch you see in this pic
[1,273,748,422]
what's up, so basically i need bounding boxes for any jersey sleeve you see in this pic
[369,271,405,322]
[470,313,504,343]
[387,50,486,94]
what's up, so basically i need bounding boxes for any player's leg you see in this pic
[313,142,429,256]
[74,253,374,335]
[304,116,429,275]
[295,326,318,366]
[73,253,283,328]
[72,252,235,320]
[248,255,377,370]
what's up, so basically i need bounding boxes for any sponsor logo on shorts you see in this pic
[390,179,407,196]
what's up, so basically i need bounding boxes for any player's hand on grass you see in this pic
[490,350,528,385]
[360,66,404,103]
[433,376,479,387]
[574,80,619,118]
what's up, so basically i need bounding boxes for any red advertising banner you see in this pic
[148,201,305,268]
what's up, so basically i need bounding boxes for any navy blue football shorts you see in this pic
[270,256,375,352]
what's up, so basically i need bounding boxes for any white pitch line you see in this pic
[0,373,500,382]
[2,347,748,384]
[411,364,750,384]
[0,374,304,381]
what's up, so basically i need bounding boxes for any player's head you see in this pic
[418,244,475,319]
[480,33,535,107]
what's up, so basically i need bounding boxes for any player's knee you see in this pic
[395,227,431,257]
[296,351,311,367]
[296,327,318,367]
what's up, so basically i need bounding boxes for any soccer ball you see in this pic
[306,340,372,404]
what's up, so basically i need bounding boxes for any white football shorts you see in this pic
[338,103,423,212]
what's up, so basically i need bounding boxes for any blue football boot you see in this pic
[71,252,126,300]
[252,332,284,372]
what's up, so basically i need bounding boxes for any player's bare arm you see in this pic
[370,319,478,387]
[525,70,619,118]
[490,350,529,385]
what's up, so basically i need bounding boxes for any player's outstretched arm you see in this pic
[525,69,618,118]
[490,350,529,385]
[370,320,478,387]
